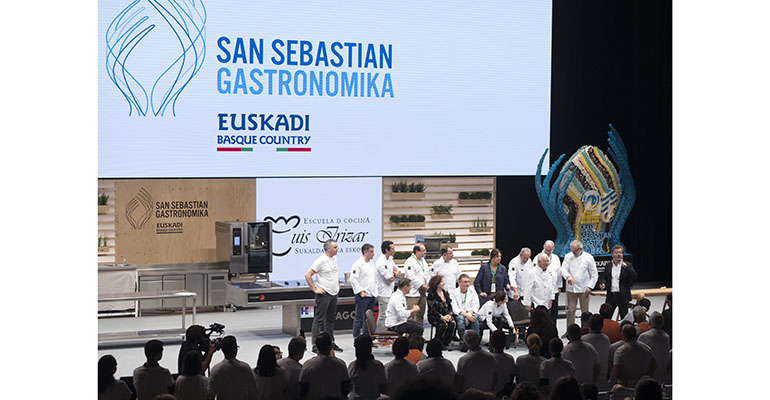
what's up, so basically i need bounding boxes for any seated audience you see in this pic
[662,293,672,340]
[208,336,258,400]
[631,306,651,334]
[455,330,498,394]
[581,314,610,383]
[489,330,517,395]
[548,376,584,400]
[613,325,656,387]
[580,312,592,336]
[99,354,132,400]
[384,336,418,395]
[277,336,306,400]
[348,334,386,400]
[562,324,600,384]
[607,321,632,383]
[427,275,457,348]
[599,303,622,344]
[175,351,208,400]
[133,340,174,400]
[417,338,456,387]
[621,298,651,326]
[392,376,458,400]
[527,306,559,358]
[451,274,481,352]
[299,332,350,400]
[405,336,426,364]
[638,312,671,382]
[634,376,663,400]
[581,383,598,400]
[516,333,546,386]
[254,343,288,400]
[509,381,543,400]
[539,338,575,391]
[458,388,497,400]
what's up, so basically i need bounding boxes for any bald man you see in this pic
[534,240,563,324]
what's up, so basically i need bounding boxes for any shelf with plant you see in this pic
[430,204,453,219]
[97,236,110,253]
[389,214,426,228]
[98,193,111,214]
[470,249,490,257]
[393,251,412,260]
[390,181,427,200]
[469,217,491,232]
[442,232,457,248]
[458,191,493,204]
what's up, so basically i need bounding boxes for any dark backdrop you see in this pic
[496,1,672,284]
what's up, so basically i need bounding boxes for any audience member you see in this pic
[99,355,132,400]
[489,330,517,395]
[607,321,631,383]
[348,334,387,400]
[455,330,498,394]
[451,274,481,352]
[207,336,258,400]
[384,336,418,396]
[613,325,656,387]
[458,388,497,400]
[581,314,610,383]
[478,291,515,343]
[254,344,288,400]
[516,334,546,386]
[277,336,306,400]
[539,338,575,391]
[599,303,622,344]
[405,336,426,364]
[427,275,457,348]
[154,395,177,400]
[177,325,216,375]
[392,376,457,400]
[562,324,600,384]
[527,306,559,358]
[634,376,663,400]
[579,312,592,336]
[662,293,672,340]
[175,351,208,400]
[581,383,598,400]
[509,381,543,400]
[299,332,350,400]
[417,339,456,387]
[548,376,584,400]
[386,278,424,339]
[621,299,651,326]
[273,346,283,360]
[638,312,671,382]
[133,340,174,400]
[631,306,651,334]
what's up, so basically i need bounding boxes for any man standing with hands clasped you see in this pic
[600,245,637,319]
[305,239,344,354]
[561,240,598,327]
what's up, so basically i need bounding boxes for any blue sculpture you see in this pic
[535,124,636,256]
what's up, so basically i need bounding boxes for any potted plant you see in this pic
[430,204,453,219]
[98,193,111,214]
[389,214,426,228]
[458,191,493,204]
[471,249,490,257]
[441,232,457,248]
[391,180,427,200]
[97,236,110,253]
[470,218,491,232]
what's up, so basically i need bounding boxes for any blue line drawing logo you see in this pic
[106,0,206,116]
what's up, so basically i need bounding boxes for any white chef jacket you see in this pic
[403,255,430,298]
[478,300,514,331]
[349,256,377,297]
[450,286,480,314]
[385,289,411,327]
[429,258,462,291]
[508,256,534,299]
[535,251,562,294]
[524,266,555,307]
[561,251,598,293]
[375,254,396,298]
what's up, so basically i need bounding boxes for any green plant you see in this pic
[98,193,109,205]
[471,249,490,256]
[431,204,453,215]
[98,236,108,248]
[459,192,470,199]
[472,218,488,228]
[448,232,456,243]
[389,215,401,223]
[391,181,409,193]
[394,251,412,260]
[391,181,426,193]
[413,182,426,192]
[391,215,425,224]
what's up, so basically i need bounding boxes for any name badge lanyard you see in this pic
[490,264,497,293]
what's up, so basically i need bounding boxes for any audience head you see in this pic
[144,339,164,362]
[287,336,307,360]
[580,312,592,327]
[632,306,647,323]
[464,330,481,349]
[622,324,637,341]
[526,333,542,356]
[581,383,599,400]
[619,319,634,329]
[220,335,238,359]
[425,338,443,358]
[634,376,663,400]
[184,324,206,345]
[274,345,282,360]
[567,324,582,341]
[393,376,457,400]
[256,344,278,377]
[549,376,584,400]
[511,381,542,400]
[589,314,604,333]
[530,305,554,329]
[549,337,564,357]
[649,312,664,329]
[428,275,444,292]
[316,332,333,355]
[638,298,651,311]
[409,335,426,351]
[154,395,177,400]
[490,329,508,353]
[599,303,613,319]
[98,355,118,393]
[182,350,203,377]
[459,388,496,400]
[392,336,410,359]
[354,334,374,370]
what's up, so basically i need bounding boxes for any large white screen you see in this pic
[98,0,552,177]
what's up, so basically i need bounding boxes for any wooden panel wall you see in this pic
[98,180,117,264]
[382,177,496,275]
[112,179,256,264]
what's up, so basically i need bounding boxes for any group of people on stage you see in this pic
[304,237,639,353]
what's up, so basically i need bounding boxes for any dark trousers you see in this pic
[312,292,338,345]
[389,321,424,339]
[432,319,457,346]
[550,291,560,325]
[606,292,629,319]
[353,294,376,339]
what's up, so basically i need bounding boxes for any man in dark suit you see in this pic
[600,245,637,319]
[473,248,512,306]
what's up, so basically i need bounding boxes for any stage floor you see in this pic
[98,285,668,379]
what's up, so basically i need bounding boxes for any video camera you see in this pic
[198,323,226,352]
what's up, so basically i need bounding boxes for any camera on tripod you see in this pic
[198,323,226,352]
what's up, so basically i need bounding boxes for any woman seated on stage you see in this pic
[427,275,457,348]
